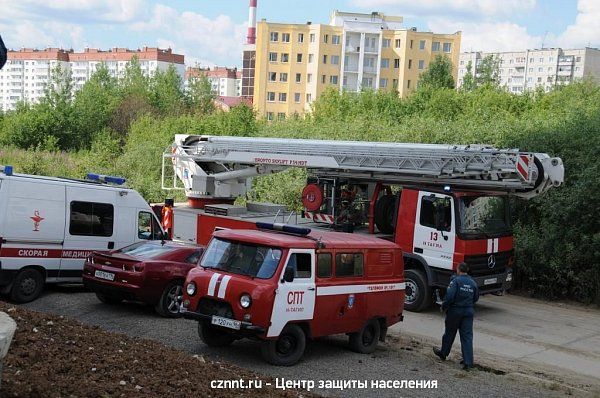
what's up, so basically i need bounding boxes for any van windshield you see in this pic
[201,238,282,279]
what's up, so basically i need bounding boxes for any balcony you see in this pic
[343,65,359,73]
[558,56,574,64]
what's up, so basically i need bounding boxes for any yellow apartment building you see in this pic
[253,11,461,119]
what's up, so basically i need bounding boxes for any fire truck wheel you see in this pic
[404,269,431,312]
[155,281,183,318]
[199,322,235,347]
[260,324,306,366]
[95,292,123,305]
[349,318,381,354]
[10,268,44,303]
[374,195,396,234]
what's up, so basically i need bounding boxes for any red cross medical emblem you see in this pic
[30,210,44,232]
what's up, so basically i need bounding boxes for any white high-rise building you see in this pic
[458,47,600,93]
[0,47,185,112]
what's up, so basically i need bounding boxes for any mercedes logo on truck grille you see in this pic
[488,255,496,269]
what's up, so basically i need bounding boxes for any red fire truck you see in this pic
[180,222,404,365]
[163,135,564,311]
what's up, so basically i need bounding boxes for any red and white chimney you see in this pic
[247,0,257,45]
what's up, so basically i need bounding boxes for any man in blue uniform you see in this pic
[433,262,479,370]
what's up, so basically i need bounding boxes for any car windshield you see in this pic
[458,196,511,237]
[200,238,282,279]
[116,242,178,259]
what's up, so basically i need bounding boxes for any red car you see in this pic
[83,241,203,317]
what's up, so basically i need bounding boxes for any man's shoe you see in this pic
[462,364,473,371]
[433,347,446,361]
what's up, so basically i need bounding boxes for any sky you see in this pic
[0,0,597,68]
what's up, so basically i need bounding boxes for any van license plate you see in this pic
[484,277,498,285]
[211,316,241,330]
[94,270,115,281]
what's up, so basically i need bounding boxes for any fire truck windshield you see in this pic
[458,196,511,238]
[200,238,283,279]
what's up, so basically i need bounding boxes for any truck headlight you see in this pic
[240,294,252,308]
[186,282,197,296]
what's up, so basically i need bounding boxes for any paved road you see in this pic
[395,294,600,384]
[17,286,595,397]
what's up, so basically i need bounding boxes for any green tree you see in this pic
[119,56,150,99]
[151,65,186,115]
[418,54,455,89]
[475,55,501,88]
[187,73,215,115]
[461,61,476,92]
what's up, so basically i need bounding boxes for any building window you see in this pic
[380,78,388,88]
[528,67,533,72]
[294,92,301,103]
[280,73,288,82]
[324,34,329,44]
[394,58,400,68]
[297,53,303,63]
[330,75,338,84]
[282,33,290,42]
[576,56,581,62]
[306,93,312,102]
[343,76,348,86]
[277,112,286,121]
[269,52,277,62]
[267,92,275,102]
[298,33,304,43]
[419,40,426,50]
[308,54,314,63]
[279,92,287,102]
[395,39,401,48]
[382,38,391,48]
[393,79,398,88]
[266,112,274,121]
[296,73,301,83]
[548,67,553,72]
[323,55,327,64]
[407,79,411,89]
[362,77,373,88]
[418,60,425,69]
[537,77,542,83]
[381,58,390,68]
[331,55,340,65]
[548,57,553,62]
[268,72,277,82]
[270,32,279,42]
[575,66,580,72]
[410,39,413,49]
[538,67,543,72]
[443,42,451,53]
[307,74,313,83]
[321,74,326,84]
[432,42,440,52]
[529,58,534,63]
[363,57,375,68]
[332,35,340,45]
[281,53,289,63]
[408,59,412,69]
[310,33,315,43]
[69,201,114,237]
[539,57,544,62]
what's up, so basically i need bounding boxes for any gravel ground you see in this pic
[18,285,574,398]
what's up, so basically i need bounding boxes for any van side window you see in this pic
[138,212,162,240]
[420,196,451,231]
[335,253,364,277]
[317,253,332,278]
[287,253,312,279]
[69,201,114,237]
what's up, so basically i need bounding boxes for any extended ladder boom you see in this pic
[164,135,564,200]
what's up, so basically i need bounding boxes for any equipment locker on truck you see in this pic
[0,166,164,302]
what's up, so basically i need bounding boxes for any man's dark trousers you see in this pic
[441,306,474,366]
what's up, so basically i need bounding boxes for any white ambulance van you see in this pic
[0,166,164,303]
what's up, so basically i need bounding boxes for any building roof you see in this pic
[7,47,184,64]
[215,96,251,110]
[186,66,239,80]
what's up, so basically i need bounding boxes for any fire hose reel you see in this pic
[302,183,324,211]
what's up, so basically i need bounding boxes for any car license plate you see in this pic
[484,277,498,285]
[211,316,241,330]
[94,270,115,281]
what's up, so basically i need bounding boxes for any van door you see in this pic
[413,191,455,272]
[267,249,316,337]
[60,187,118,280]
[136,210,163,241]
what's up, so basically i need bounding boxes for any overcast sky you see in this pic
[0,0,597,68]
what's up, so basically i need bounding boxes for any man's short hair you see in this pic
[458,262,469,273]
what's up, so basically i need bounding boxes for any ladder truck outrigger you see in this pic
[162,135,564,311]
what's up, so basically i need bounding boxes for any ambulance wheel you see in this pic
[155,281,183,318]
[261,324,306,366]
[349,318,380,354]
[10,268,44,303]
[199,322,235,347]
[95,292,123,305]
[404,269,431,312]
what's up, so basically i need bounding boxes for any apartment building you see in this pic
[0,47,184,112]
[185,66,242,97]
[253,10,461,119]
[458,47,600,93]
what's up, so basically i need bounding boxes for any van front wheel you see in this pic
[10,268,44,303]
[261,324,306,366]
[349,318,381,354]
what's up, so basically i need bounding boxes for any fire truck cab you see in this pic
[180,223,404,366]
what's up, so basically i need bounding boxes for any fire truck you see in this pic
[163,135,564,311]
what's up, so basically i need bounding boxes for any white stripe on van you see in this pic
[317,282,405,296]
[217,275,232,299]
[207,273,220,296]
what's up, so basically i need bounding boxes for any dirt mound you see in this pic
[0,302,309,397]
